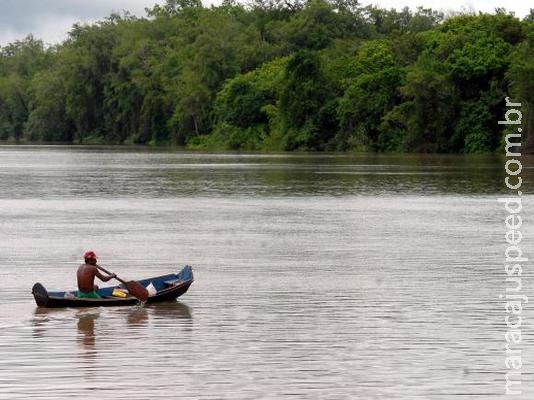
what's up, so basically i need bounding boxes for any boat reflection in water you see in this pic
[32,301,192,347]
[146,301,192,320]
[75,302,192,346]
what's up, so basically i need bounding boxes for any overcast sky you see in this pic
[0,0,531,47]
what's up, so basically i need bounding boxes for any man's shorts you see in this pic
[77,290,101,299]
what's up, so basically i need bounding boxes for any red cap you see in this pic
[84,250,97,260]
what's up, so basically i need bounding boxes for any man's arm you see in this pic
[94,267,116,282]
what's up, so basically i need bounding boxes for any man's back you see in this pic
[77,263,97,293]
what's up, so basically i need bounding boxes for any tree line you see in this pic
[0,0,533,152]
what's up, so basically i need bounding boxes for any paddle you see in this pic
[96,265,149,302]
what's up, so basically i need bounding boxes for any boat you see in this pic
[32,265,193,308]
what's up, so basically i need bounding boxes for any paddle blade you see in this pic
[125,281,149,302]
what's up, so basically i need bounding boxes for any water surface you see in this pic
[0,146,532,399]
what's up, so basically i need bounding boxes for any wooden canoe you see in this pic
[32,265,193,308]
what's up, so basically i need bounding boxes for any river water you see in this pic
[0,146,532,399]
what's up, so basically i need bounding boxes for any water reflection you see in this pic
[77,311,98,348]
[77,311,99,368]
[31,302,192,344]
[31,308,53,338]
[146,301,192,320]
[2,147,531,199]
[126,306,150,326]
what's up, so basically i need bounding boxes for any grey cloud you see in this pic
[0,0,157,45]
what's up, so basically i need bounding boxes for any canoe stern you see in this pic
[32,283,50,307]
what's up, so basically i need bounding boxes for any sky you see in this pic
[0,0,531,47]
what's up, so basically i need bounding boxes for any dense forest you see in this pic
[0,0,533,152]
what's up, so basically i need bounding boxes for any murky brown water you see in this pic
[0,146,532,399]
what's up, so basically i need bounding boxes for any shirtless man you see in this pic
[77,250,116,298]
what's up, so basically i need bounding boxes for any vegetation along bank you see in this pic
[0,0,533,152]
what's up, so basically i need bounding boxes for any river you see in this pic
[0,146,532,399]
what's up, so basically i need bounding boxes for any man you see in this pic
[77,250,116,299]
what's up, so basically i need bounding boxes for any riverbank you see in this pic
[1,5,531,153]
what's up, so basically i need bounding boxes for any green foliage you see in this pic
[25,68,74,142]
[276,50,336,150]
[362,5,443,35]
[397,59,458,152]
[0,2,532,153]
[506,20,534,151]
[0,74,29,142]
[379,12,522,153]
[338,41,405,151]
[215,58,284,125]
[146,0,203,17]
